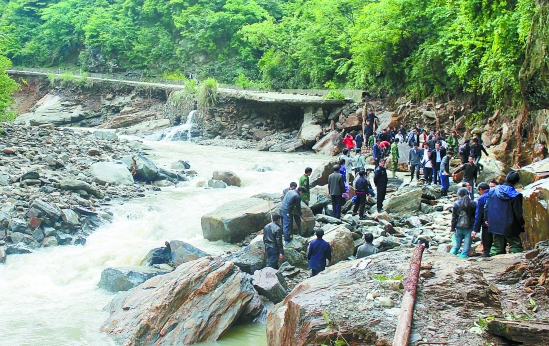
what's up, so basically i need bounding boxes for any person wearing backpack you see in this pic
[484,172,525,255]
[450,188,477,258]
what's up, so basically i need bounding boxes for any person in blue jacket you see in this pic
[307,229,332,277]
[372,138,382,168]
[484,172,524,255]
[473,182,491,257]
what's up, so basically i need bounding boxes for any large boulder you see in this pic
[102,257,258,345]
[14,94,91,126]
[338,114,361,131]
[201,198,271,243]
[169,240,210,266]
[478,157,509,183]
[522,178,549,249]
[308,185,331,213]
[121,154,159,182]
[90,162,134,185]
[383,186,422,213]
[310,160,338,188]
[266,250,501,346]
[222,235,266,274]
[252,267,288,303]
[299,123,322,147]
[98,266,172,292]
[312,131,344,156]
[519,157,549,186]
[212,171,241,187]
[322,225,354,264]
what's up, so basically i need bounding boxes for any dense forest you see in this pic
[0,0,547,109]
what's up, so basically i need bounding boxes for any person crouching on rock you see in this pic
[450,188,477,258]
[307,229,332,277]
[263,213,284,269]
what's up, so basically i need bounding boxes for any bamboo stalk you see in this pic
[393,243,426,346]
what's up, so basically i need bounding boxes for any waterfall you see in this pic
[163,110,197,141]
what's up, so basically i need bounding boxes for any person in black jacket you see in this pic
[453,156,479,198]
[429,143,446,185]
[471,137,489,170]
[263,213,284,269]
[352,169,369,219]
[374,159,388,213]
[460,139,471,164]
[450,188,477,258]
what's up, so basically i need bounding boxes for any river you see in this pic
[0,138,330,345]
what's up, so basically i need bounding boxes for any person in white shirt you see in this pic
[421,142,433,184]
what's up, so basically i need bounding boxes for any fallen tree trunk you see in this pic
[393,243,426,346]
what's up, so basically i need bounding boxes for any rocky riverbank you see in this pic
[0,123,192,262]
[97,152,549,345]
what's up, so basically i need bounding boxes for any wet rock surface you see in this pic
[102,257,259,345]
[98,265,173,292]
[201,197,272,243]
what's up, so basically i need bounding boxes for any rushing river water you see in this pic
[0,138,330,345]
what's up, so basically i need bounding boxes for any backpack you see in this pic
[456,209,471,229]
[458,145,464,155]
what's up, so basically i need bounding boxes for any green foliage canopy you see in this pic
[0,0,543,108]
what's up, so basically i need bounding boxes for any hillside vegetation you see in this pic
[0,0,547,110]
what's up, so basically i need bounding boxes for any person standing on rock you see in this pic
[328,165,345,219]
[280,185,304,244]
[353,148,366,174]
[307,229,332,277]
[343,133,355,150]
[299,167,312,205]
[471,137,489,171]
[408,142,422,182]
[354,130,364,150]
[450,188,477,258]
[390,139,400,178]
[263,213,284,269]
[407,128,420,148]
[484,172,525,256]
[439,151,454,196]
[430,142,446,185]
[352,169,369,219]
[421,142,433,184]
[459,139,471,164]
[473,182,491,257]
[374,159,388,213]
[453,156,479,197]
[372,139,382,168]
[364,119,374,151]
[356,233,379,258]
[447,131,459,154]
[339,149,353,182]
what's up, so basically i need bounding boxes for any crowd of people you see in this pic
[263,112,525,277]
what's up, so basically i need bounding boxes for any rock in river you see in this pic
[90,161,134,185]
[201,198,271,243]
[98,265,173,292]
[121,154,159,182]
[252,267,288,303]
[102,257,258,345]
[212,171,241,187]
